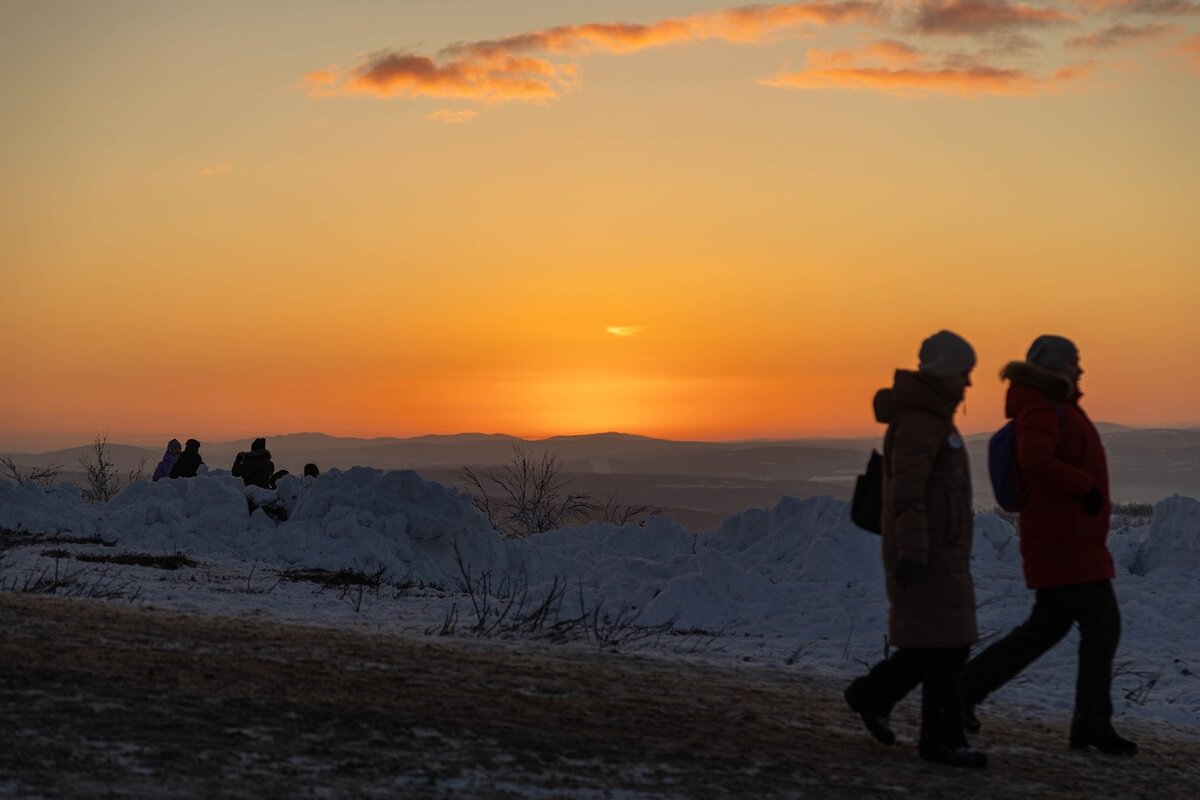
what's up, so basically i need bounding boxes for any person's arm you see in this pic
[231,453,245,477]
[889,415,941,566]
[1016,403,1093,497]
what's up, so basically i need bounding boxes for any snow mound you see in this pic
[1131,496,1200,576]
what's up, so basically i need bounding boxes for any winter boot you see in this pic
[962,703,981,734]
[920,745,988,769]
[1070,728,1138,756]
[844,680,895,745]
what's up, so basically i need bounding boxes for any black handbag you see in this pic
[850,450,882,535]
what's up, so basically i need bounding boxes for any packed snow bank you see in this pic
[2,474,1198,728]
[1131,496,1200,576]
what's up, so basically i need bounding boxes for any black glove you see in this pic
[1083,487,1106,515]
[896,560,929,587]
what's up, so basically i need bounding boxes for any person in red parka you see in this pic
[959,335,1136,756]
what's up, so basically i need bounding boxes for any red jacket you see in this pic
[1004,361,1114,589]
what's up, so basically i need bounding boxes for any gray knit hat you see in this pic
[918,330,976,377]
[1027,335,1079,371]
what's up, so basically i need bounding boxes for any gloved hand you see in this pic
[896,560,929,587]
[1083,487,1106,515]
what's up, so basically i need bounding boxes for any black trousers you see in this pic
[855,647,969,755]
[960,578,1121,732]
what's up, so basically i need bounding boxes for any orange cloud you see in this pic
[198,164,231,177]
[1066,22,1178,49]
[762,46,1096,96]
[426,109,480,124]
[311,2,884,103]
[912,0,1076,35]
[1180,34,1200,67]
[1068,0,1199,13]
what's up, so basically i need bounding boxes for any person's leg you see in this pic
[959,586,1075,708]
[1066,580,1136,754]
[919,648,986,768]
[845,648,922,745]
[858,648,924,714]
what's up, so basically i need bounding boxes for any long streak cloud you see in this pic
[307,2,884,102]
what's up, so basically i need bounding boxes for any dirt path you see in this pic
[1,594,1196,799]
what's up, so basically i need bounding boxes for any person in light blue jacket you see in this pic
[151,439,182,482]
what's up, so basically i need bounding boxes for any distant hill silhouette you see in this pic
[5,429,1196,528]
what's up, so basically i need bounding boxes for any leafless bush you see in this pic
[458,445,660,537]
[784,640,819,666]
[78,432,122,503]
[2,558,143,602]
[127,453,148,485]
[0,454,61,488]
[596,490,662,527]
[1112,659,1160,706]
[457,446,593,538]
[430,538,678,650]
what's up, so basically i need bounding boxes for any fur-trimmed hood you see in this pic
[1001,360,1075,402]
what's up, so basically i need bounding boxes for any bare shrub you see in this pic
[78,432,123,503]
[0,454,61,488]
[2,558,143,602]
[596,490,662,527]
[429,537,680,651]
[458,445,658,538]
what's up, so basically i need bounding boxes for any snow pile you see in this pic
[1130,495,1200,576]
[2,473,1198,728]
[95,469,505,588]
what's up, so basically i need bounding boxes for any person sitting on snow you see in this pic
[169,439,204,479]
[232,437,276,489]
[151,439,182,482]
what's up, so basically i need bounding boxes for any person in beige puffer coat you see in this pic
[843,330,985,769]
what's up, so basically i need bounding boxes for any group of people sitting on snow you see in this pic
[150,437,320,490]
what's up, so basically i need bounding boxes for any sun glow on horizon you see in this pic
[1,1,1198,449]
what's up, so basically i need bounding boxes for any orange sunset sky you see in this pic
[2,0,1198,451]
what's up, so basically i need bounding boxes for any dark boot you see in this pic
[920,745,988,769]
[962,702,981,734]
[844,680,896,746]
[1070,727,1138,756]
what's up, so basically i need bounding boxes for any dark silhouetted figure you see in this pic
[232,437,276,489]
[303,463,320,478]
[151,439,182,482]
[959,335,1136,756]
[169,439,204,479]
[844,330,986,769]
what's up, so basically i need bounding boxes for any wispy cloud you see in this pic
[198,164,232,177]
[762,43,1095,96]
[911,0,1076,35]
[606,326,650,337]
[1180,33,1200,67]
[1069,0,1200,14]
[306,2,884,103]
[1066,22,1178,49]
[427,109,481,124]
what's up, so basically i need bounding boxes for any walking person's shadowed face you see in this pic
[939,371,973,408]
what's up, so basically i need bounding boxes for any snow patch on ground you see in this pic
[2,473,1197,731]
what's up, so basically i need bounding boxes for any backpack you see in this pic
[988,403,1065,512]
[850,450,883,535]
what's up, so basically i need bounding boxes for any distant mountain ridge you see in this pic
[5,429,1197,517]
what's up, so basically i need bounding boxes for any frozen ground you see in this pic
[1,469,1198,736]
